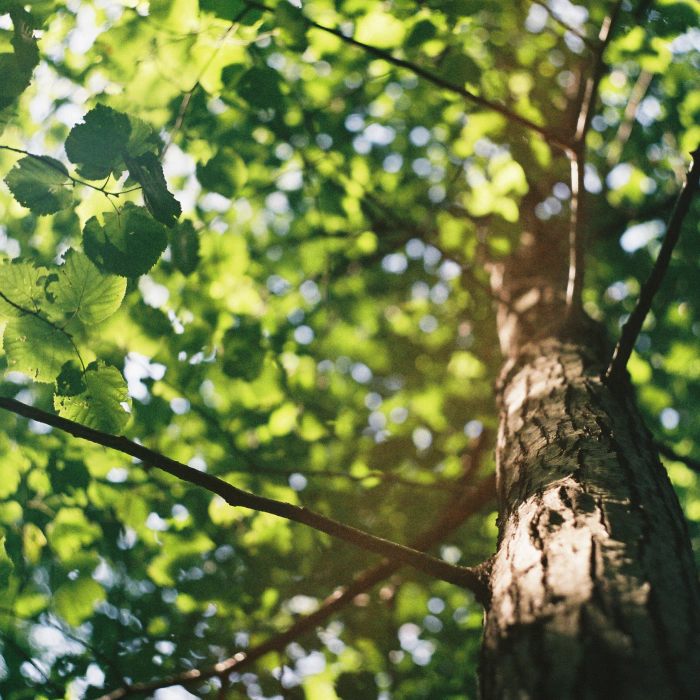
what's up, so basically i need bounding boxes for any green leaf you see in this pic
[0,5,39,111]
[64,104,131,180]
[236,67,284,109]
[4,156,73,215]
[196,146,247,198]
[4,315,75,382]
[126,114,156,157]
[199,0,260,24]
[405,19,437,48]
[170,219,200,276]
[82,201,169,277]
[56,360,86,397]
[53,577,105,626]
[0,259,49,319]
[0,106,14,138]
[54,361,130,434]
[47,249,127,324]
[0,537,14,592]
[124,151,181,228]
[222,318,265,381]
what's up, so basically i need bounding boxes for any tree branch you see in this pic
[533,1,595,50]
[0,396,485,592]
[657,443,700,473]
[243,1,567,150]
[566,0,625,314]
[606,145,700,384]
[95,471,496,700]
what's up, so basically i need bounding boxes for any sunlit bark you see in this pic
[481,232,700,699]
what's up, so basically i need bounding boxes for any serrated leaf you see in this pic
[126,114,155,157]
[196,147,247,198]
[0,537,14,592]
[54,361,130,434]
[55,360,86,397]
[47,249,127,324]
[4,315,75,382]
[0,259,50,319]
[124,151,181,228]
[4,155,73,215]
[82,201,169,277]
[0,5,39,111]
[64,104,131,180]
[170,219,200,276]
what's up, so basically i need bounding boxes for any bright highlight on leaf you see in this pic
[47,249,127,324]
[54,361,130,434]
[4,315,75,382]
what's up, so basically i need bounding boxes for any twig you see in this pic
[533,1,595,50]
[0,396,485,592]
[95,471,497,700]
[243,1,567,151]
[607,70,653,167]
[161,6,250,157]
[657,443,700,473]
[606,145,700,384]
[566,0,625,314]
[0,145,137,198]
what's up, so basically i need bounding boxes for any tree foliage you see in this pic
[0,0,698,698]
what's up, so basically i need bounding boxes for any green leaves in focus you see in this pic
[64,104,131,180]
[124,151,181,228]
[83,201,169,277]
[4,155,72,215]
[54,361,130,434]
[3,315,74,382]
[47,249,127,324]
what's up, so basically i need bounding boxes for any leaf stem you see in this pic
[0,144,141,198]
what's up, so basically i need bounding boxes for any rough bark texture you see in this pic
[480,231,700,699]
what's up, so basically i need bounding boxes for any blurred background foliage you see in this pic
[0,0,699,697]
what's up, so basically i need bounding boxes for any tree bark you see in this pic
[480,231,700,699]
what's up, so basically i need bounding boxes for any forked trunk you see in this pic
[480,231,700,699]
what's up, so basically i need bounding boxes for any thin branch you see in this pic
[95,470,496,700]
[0,145,136,198]
[534,1,595,50]
[607,69,653,167]
[243,1,567,150]
[162,6,250,157]
[606,144,700,384]
[566,0,625,314]
[657,443,700,473]
[0,396,485,593]
[565,147,586,313]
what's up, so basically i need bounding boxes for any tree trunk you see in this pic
[480,231,700,699]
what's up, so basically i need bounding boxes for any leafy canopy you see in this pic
[0,0,699,699]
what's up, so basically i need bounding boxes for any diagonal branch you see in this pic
[606,144,700,384]
[536,2,595,50]
[657,443,700,473]
[243,1,566,150]
[0,396,486,593]
[95,470,497,700]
